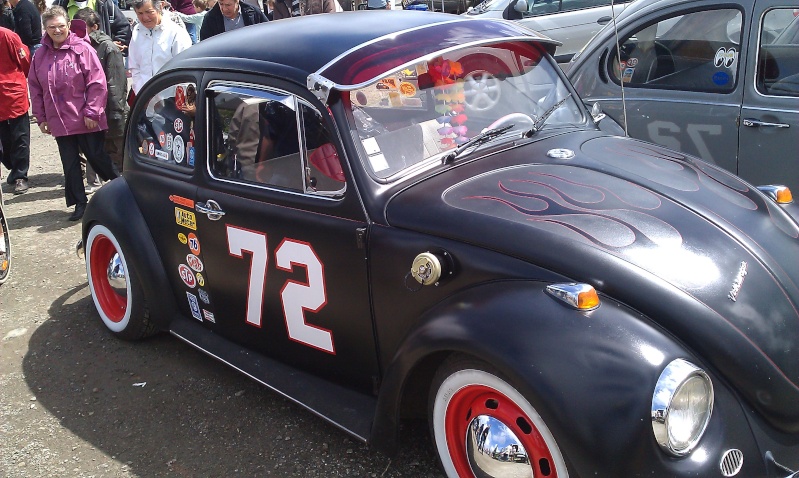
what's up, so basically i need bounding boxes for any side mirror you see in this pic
[513,0,526,13]
[467,5,473,12]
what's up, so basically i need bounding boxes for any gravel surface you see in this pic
[0,124,446,477]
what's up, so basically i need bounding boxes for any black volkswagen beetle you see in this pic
[78,11,799,477]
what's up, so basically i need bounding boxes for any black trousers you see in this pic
[0,112,31,184]
[55,131,119,207]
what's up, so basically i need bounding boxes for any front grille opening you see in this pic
[720,449,744,477]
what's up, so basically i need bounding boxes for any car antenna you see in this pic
[610,0,629,136]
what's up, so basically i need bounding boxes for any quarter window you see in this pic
[609,8,743,92]
[133,82,198,170]
[757,9,799,96]
[208,86,345,195]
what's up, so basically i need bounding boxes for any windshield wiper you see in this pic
[443,124,515,163]
[524,93,573,137]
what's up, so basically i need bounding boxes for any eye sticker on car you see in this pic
[175,207,197,230]
[186,291,201,321]
[714,48,737,68]
[196,272,205,287]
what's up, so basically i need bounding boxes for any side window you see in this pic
[609,8,742,92]
[133,82,197,170]
[208,85,345,196]
[757,10,799,96]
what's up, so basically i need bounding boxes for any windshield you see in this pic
[347,41,584,180]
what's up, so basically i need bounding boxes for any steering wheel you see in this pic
[485,113,535,131]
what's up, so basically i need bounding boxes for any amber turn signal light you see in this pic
[545,283,600,311]
[757,185,793,204]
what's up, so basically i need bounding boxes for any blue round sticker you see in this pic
[713,71,730,86]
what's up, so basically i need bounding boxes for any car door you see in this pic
[191,76,379,392]
[575,3,749,175]
[519,0,633,62]
[738,3,799,189]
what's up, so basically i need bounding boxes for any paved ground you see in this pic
[0,125,445,477]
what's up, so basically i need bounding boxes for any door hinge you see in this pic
[355,227,367,249]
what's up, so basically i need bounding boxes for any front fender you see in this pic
[371,280,762,475]
[81,178,178,330]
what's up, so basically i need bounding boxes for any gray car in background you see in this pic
[466,0,634,63]
[568,0,799,191]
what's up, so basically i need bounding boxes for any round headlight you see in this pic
[651,359,714,456]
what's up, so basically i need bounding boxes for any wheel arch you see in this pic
[369,280,688,473]
[82,178,178,331]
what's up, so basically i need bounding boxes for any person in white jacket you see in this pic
[129,0,191,94]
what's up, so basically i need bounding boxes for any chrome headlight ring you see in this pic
[651,359,714,456]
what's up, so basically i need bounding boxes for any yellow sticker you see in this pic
[175,207,197,230]
[178,233,188,244]
[196,272,205,287]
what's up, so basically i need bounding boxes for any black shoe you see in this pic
[69,202,86,221]
[14,179,29,194]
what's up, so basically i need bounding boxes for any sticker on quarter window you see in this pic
[166,133,173,152]
[622,67,634,83]
[713,71,730,85]
[175,207,197,230]
[174,118,184,133]
[362,137,380,155]
[173,135,185,164]
[368,153,389,172]
[186,291,201,321]
[714,47,736,68]
[627,57,638,67]
[155,150,169,161]
[148,142,155,156]
[158,131,166,147]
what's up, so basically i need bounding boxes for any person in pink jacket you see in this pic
[28,5,119,221]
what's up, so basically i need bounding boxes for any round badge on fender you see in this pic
[547,148,575,159]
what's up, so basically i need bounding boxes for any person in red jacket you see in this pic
[0,26,31,194]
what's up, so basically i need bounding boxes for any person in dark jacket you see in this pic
[1,0,14,30]
[74,8,128,174]
[9,0,41,54]
[199,0,266,41]
[51,0,131,49]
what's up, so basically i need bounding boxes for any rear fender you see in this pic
[81,178,177,330]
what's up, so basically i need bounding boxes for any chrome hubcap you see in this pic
[466,415,533,478]
[107,253,127,295]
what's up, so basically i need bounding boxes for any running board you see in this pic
[169,316,376,442]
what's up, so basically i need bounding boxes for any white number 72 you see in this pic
[226,225,334,354]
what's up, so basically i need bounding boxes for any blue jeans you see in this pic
[185,23,198,44]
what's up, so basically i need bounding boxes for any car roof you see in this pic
[162,11,558,97]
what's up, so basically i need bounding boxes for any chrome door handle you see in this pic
[195,199,226,220]
[742,118,790,128]
[597,15,612,25]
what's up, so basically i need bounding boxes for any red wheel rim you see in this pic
[89,234,127,322]
[445,384,559,478]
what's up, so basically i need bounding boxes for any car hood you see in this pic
[386,133,799,431]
